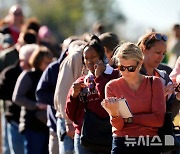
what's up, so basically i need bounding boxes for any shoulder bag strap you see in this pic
[150,76,153,102]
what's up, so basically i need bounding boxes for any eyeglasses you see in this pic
[118,63,139,72]
[145,33,168,46]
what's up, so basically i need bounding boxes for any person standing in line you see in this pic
[65,35,120,153]
[0,44,37,154]
[99,32,120,68]
[102,42,165,154]
[92,22,105,36]
[137,32,180,117]
[170,56,180,83]
[169,56,180,154]
[37,39,87,154]
[12,46,53,154]
[167,24,180,68]
[54,38,86,154]
[4,4,24,44]
[35,37,80,154]
[0,28,38,154]
[36,57,64,154]
[138,32,180,154]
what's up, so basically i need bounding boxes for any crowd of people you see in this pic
[0,4,180,154]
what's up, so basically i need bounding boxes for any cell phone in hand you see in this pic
[175,83,180,92]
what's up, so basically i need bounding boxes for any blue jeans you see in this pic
[2,113,10,154]
[175,132,180,154]
[112,137,161,154]
[7,121,24,154]
[49,129,59,154]
[23,129,49,154]
[74,133,99,154]
[57,118,74,154]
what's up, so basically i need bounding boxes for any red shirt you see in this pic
[9,25,20,44]
[65,70,120,134]
[105,76,166,137]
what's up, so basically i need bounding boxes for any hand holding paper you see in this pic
[117,98,133,118]
[101,97,120,117]
[101,97,133,118]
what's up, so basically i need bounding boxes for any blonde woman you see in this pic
[102,42,165,154]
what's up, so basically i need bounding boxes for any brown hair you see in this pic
[29,46,53,69]
[137,32,167,51]
[99,32,119,52]
[22,17,41,33]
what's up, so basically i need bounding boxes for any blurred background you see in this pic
[0,0,180,153]
[1,0,179,43]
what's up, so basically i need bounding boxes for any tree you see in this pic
[83,0,125,32]
[27,0,125,40]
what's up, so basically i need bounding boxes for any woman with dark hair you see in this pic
[65,35,120,153]
[137,32,180,117]
[138,32,180,153]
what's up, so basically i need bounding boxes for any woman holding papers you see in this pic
[101,42,165,154]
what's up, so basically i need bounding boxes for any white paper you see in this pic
[118,98,133,118]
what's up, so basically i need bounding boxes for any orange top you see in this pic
[105,76,166,137]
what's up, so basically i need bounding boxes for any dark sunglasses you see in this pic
[145,33,168,46]
[118,63,139,72]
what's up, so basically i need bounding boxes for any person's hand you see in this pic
[36,103,47,110]
[176,92,180,100]
[101,97,120,117]
[175,84,180,100]
[65,123,75,139]
[94,60,105,77]
[164,83,178,97]
[72,82,86,98]
[176,75,180,84]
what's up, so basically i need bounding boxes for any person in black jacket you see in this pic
[0,44,37,154]
[12,46,53,154]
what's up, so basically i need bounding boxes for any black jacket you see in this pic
[0,61,22,123]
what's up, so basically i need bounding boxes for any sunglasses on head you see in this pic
[145,33,168,46]
[118,63,139,72]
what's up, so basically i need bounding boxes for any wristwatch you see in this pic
[124,117,133,124]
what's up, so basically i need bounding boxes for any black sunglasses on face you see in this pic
[145,33,168,46]
[118,63,139,72]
